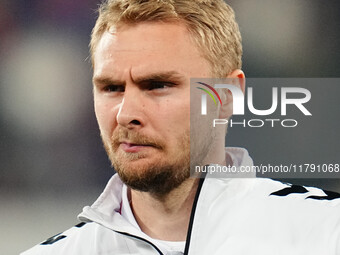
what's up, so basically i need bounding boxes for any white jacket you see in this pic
[21,148,340,255]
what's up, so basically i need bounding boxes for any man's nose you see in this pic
[116,86,144,129]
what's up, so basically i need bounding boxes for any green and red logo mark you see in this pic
[196,82,222,115]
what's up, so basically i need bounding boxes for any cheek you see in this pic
[160,100,190,135]
[94,100,116,137]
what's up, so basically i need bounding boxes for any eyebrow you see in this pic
[93,71,185,86]
[133,71,185,84]
[92,76,125,86]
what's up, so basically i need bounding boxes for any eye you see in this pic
[147,81,175,90]
[103,85,125,92]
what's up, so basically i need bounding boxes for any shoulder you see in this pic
[21,222,91,255]
[202,177,340,221]
[195,178,340,253]
[253,178,340,205]
[204,177,340,203]
[257,178,340,224]
[20,222,120,255]
[192,178,340,254]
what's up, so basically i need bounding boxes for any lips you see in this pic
[120,142,153,153]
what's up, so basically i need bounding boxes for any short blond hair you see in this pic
[90,0,242,77]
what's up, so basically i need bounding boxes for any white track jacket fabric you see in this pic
[22,148,340,255]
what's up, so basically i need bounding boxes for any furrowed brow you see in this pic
[133,71,185,84]
[93,71,185,86]
[92,76,125,86]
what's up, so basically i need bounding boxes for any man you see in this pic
[22,0,340,254]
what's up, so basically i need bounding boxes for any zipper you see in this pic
[114,230,164,255]
[115,174,206,255]
[183,174,206,255]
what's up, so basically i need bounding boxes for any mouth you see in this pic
[120,142,154,153]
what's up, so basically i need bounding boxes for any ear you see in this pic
[218,69,246,119]
[228,69,245,93]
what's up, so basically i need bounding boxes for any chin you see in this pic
[113,159,190,195]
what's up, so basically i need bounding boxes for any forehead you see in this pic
[93,22,210,80]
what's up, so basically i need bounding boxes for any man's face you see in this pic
[93,22,211,194]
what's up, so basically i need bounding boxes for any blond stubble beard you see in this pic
[102,125,214,196]
[102,128,191,195]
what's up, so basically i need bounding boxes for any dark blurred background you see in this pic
[0,0,339,254]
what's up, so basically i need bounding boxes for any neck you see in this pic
[202,129,228,167]
[129,177,199,241]
[128,137,227,241]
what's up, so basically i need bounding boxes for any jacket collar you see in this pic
[78,147,253,236]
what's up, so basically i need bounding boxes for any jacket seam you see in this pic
[183,173,206,255]
[114,230,164,255]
